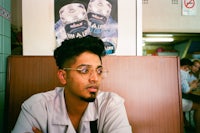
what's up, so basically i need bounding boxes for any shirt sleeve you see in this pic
[11,94,47,133]
[98,93,132,133]
[104,103,132,133]
[188,74,197,83]
[12,106,37,133]
[180,70,190,93]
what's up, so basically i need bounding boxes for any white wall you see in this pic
[116,0,138,55]
[143,0,200,32]
[22,0,56,55]
[16,0,200,55]
[22,0,140,56]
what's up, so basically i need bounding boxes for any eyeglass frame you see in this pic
[62,64,108,79]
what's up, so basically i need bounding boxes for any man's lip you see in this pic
[87,86,98,92]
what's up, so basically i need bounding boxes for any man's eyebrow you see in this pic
[77,64,103,68]
[97,65,103,68]
[77,64,91,67]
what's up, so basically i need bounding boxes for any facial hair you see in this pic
[81,92,96,102]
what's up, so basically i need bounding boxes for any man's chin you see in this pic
[83,97,96,102]
[82,92,96,102]
[81,96,96,102]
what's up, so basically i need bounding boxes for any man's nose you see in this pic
[89,70,99,82]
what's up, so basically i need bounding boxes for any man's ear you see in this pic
[57,70,67,85]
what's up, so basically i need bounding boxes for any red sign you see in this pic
[184,0,195,8]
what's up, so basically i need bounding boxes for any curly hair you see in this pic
[54,35,106,69]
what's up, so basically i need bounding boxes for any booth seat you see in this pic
[5,55,183,133]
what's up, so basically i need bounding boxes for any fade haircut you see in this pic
[54,35,106,69]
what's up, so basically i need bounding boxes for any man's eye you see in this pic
[97,68,103,74]
[79,68,89,74]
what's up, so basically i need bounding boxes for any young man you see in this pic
[12,35,132,133]
[180,58,200,133]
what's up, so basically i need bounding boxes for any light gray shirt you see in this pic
[12,87,132,133]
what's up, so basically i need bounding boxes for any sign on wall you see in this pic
[54,0,118,55]
[182,0,197,15]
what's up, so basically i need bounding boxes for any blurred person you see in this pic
[180,58,200,133]
[188,60,200,84]
[190,60,200,80]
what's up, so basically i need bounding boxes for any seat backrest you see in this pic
[5,55,183,133]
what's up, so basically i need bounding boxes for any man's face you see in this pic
[181,65,190,72]
[192,62,200,73]
[64,51,103,102]
[191,64,199,73]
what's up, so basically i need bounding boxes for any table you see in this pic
[182,89,200,102]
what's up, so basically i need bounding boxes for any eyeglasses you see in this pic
[63,65,108,79]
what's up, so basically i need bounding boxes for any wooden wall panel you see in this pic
[5,56,61,133]
[101,56,183,133]
[5,55,183,133]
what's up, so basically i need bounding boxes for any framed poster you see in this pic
[54,0,118,55]
[22,0,139,55]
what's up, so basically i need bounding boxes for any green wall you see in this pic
[0,0,11,132]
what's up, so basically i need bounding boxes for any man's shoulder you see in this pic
[96,91,125,106]
[22,87,64,108]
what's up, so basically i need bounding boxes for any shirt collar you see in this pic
[81,102,99,121]
[52,87,99,125]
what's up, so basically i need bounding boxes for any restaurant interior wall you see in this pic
[143,0,200,32]
[0,0,11,132]
[142,0,200,57]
